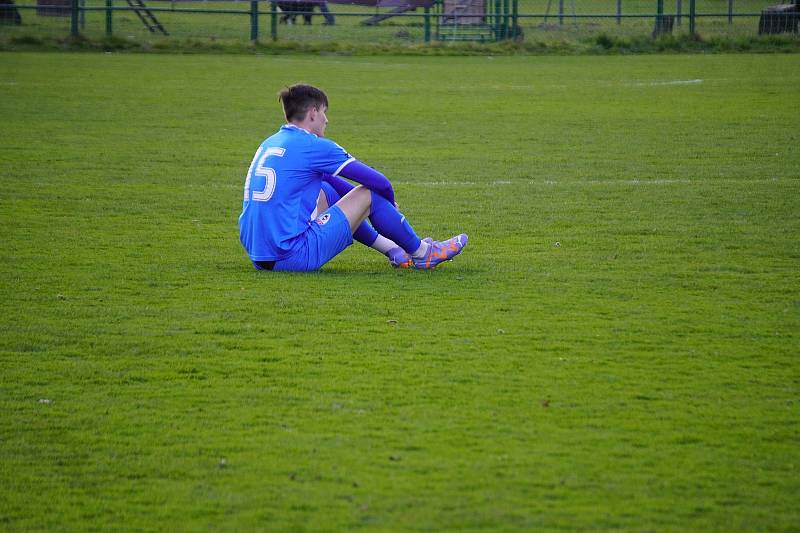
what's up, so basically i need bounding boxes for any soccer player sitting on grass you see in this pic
[238,84,468,272]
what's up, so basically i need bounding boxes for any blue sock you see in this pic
[368,190,421,253]
[321,182,378,246]
[354,220,379,247]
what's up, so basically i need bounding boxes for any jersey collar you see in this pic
[282,123,315,136]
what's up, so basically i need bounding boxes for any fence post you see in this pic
[677,0,682,26]
[502,0,509,38]
[558,0,563,25]
[250,0,259,42]
[270,1,277,41]
[423,5,430,42]
[616,0,621,24]
[728,0,733,25]
[689,0,695,35]
[70,0,79,36]
[494,0,501,40]
[511,0,518,37]
[106,0,113,36]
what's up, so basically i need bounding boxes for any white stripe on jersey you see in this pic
[333,157,356,177]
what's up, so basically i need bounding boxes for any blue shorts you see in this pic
[256,205,353,272]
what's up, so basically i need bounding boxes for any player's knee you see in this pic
[336,185,371,230]
[352,185,372,209]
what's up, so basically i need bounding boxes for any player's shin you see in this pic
[354,223,379,248]
[367,190,422,254]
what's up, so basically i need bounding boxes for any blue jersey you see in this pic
[239,124,355,261]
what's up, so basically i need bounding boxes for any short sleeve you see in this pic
[307,137,356,177]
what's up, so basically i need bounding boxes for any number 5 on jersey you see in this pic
[244,147,286,202]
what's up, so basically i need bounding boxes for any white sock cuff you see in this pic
[411,240,429,258]
[371,235,398,255]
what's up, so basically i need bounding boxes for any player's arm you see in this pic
[313,137,397,205]
[321,173,354,198]
[336,160,396,206]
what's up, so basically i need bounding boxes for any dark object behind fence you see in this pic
[276,0,335,25]
[0,0,22,24]
[653,14,674,37]
[277,1,314,24]
[759,3,799,34]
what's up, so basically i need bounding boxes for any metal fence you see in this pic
[1,0,798,46]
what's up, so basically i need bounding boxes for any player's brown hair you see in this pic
[278,84,329,122]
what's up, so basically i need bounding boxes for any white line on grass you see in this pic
[269,58,412,69]
[633,79,704,87]
[396,178,790,187]
[397,179,695,187]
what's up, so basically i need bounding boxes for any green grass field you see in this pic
[1,51,799,530]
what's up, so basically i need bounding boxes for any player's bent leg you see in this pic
[333,187,421,267]
[333,186,469,270]
[324,181,419,269]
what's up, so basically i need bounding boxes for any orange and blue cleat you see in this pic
[387,246,413,269]
[412,234,468,269]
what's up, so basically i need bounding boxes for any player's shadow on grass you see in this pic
[223,259,484,278]
[315,265,484,277]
